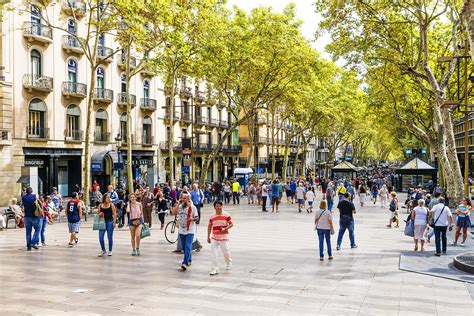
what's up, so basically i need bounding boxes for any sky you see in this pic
[226,0,333,60]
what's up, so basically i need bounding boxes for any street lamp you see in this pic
[115,134,122,186]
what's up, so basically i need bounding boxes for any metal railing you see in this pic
[180,112,192,123]
[209,118,218,127]
[180,86,193,98]
[258,137,269,144]
[93,88,113,102]
[159,141,182,150]
[96,46,113,61]
[117,93,136,107]
[194,90,205,102]
[94,131,110,143]
[194,143,212,152]
[22,22,52,41]
[23,74,53,91]
[118,54,137,69]
[62,35,83,52]
[62,0,87,15]
[140,98,157,111]
[26,126,49,140]
[219,120,228,128]
[62,81,87,98]
[196,116,208,125]
[64,129,83,142]
[164,109,179,121]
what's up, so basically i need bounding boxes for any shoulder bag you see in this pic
[428,206,446,228]
[34,199,43,217]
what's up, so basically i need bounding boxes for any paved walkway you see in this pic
[0,192,473,315]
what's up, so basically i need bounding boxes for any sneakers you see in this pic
[98,251,106,257]
[181,264,187,271]
[351,245,358,249]
[132,249,136,256]
[460,242,466,247]
[136,248,140,256]
[336,245,340,251]
[226,262,232,270]
[31,245,39,250]
[68,243,74,248]
[108,251,113,256]
[210,269,219,276]
[41,242,47,246]
[451,241,457,246]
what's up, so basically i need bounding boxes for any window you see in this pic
[227,112,232,125]
[95,109,108,141]
[121,74,126,93]
[120,113,127,140]
[30,49,41,79]
[67,59,77,85]
[182,128,187,138]
[96,67,105,90]
[207,107,211,119]
[143,116,152,143]
[66,104,80,138]
[182,101,189,114]
[30,5,41,36]
[207,132,212,145]
[143,80,150,99]
[67,18,76,34]
[28,98,46,138]
[218,110,222,122]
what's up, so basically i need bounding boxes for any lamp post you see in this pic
[115,134,122,186]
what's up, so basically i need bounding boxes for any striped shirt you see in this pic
[209,211,232,241]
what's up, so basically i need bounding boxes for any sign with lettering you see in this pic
[24,160,44,167]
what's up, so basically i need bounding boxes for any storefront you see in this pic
[22,147,82,196]
[396,158,437,192]
[331,161,359,179]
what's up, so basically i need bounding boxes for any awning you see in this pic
[17,175,30,184]
[91,150,122,173]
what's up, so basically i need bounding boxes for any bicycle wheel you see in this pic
[165,220,178,244]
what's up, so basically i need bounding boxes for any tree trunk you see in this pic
[246,116,254,168]
[271,110,276,180]
[83,63,97,205]
[125,47,133,193]
[168,74,177,185]
[282,132,291,182]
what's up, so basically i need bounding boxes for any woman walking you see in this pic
[452,197,472,247]
[358,183,367,207]
[224,182,231,204]
[127,193,143,256]
[412,199,428,251]
[387,192,399,228]
[97,193,117,257]
[155,190,168,230]
[314,200,334,261]
[379,184,389,209]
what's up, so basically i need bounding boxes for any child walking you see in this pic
[207,200,234,276]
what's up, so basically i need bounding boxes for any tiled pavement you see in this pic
[0,192,473,315]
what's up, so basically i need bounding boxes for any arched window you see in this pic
[66,104,81,139]
[67,59,77,85]
[143,80,150,99]
[95,109,108,142]
[96,67,105,91]
[143,116,152,144]
[30,49,41,79]
[67,18,76,34]
[120,113,127,141]
[28,98,46,138]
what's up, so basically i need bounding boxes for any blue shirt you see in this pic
[271,184,279,196]
[22,193,37,218]
[51,193,61,208]
[108,190,119,205]
[290,181,296,192]
[190,189,203,206]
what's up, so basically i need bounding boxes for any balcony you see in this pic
[140,66,156,77]
[180,87,193,98]
[22,22,52,45]
[223,145,242,153]
[159,141,182,151]
[117,54,137,70]
[164,109,179,122]
[61,35,84,54]
[206,92,216,105]
[117,93,136,109]
[180,112,192,124]
[196,116,208,126]
[194,143,212,152]
[0,129,12,146]
[94,131,110,143]
[64,129,83,143]
[93,88,113,104]
[140,98,157,112]
[26,126,49,141]
[142,135,154,146]
[209,118,218,127]
[194,90,206,103]
[219,120,228,128]
[96,46,113,63]
[61,0,86,17]
[23,74,53,93]
[62,81,87,99]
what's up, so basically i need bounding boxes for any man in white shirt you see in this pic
[261,181,269,212]
[429,197,454,257]
[306,188,315,213]
[295,183,306,213]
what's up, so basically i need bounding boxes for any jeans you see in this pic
[337,220,356,247]
[328,199,334,211]
[39,216,47,243]
[232,192,240,204]
[195,204,201,225]
[179,233,194,265]
[434,226,448,254]
[427,228,434,240]
[317,229,332,258]
[25,217,41,248]
[262,196,267,211]
[99,220,114,252]
[224,192,230,204]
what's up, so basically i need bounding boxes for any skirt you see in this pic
[360,193,366,202]
[456,216,471,229]
[414,225,426,240]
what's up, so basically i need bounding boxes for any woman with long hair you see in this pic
[452,196,472,247]
[97,193,117,257]
[127,193,143,256]
[314,199,334,261]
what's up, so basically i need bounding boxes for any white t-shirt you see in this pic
[295,186,305,199]
[413,206,428,226]
[262,185,268,197]
[306,190,315,202]
[431,203,453,227]
[178,204,198,235]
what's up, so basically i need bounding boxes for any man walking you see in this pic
[232,180,240,205]
[271,180,281,213]
[336,193,357,250]
[290,179,297,203]
[190,183,204,224]
[261,180,269,212]
[207,200,233,275]
[326,181,335,211]
[295,182,306,213]
[142,185,154,228]
[21,187,41,251]
[430,197,454,256]
[66,192,82,247]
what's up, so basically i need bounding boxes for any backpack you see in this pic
[34,199,43,217]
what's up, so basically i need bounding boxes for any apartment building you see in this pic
[0,1,239,204]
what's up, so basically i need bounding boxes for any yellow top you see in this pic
[232,182,240,192]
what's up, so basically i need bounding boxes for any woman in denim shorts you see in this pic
[127,193,144,256]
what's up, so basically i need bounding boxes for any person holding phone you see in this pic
[170,192,199,271]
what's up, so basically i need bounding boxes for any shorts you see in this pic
[272,196,280,205]
[322,188,327,194]
[308,201,313,206]
[68,222,81,234]
[297,199,305,205]
[456,216,471,228]
[128,218,144,228]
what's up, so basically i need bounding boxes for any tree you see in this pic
[315,0,466,200]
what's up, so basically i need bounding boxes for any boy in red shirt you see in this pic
[207,200,233,275]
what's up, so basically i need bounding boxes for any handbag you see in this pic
[93,214,106,231]
[34,199,43,217]
[140,225,150,239]
[428,206,445,228]
[404,219,414,237]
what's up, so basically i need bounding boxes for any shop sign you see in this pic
[132,159,153,166]
[24,160,44,167]
[182,166,190,173]
[91,163,102,172]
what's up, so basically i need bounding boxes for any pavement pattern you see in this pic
[0,192,473,315]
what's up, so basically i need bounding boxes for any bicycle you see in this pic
[165,214,179,243]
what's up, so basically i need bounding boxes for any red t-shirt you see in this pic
[209,211,232,241]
